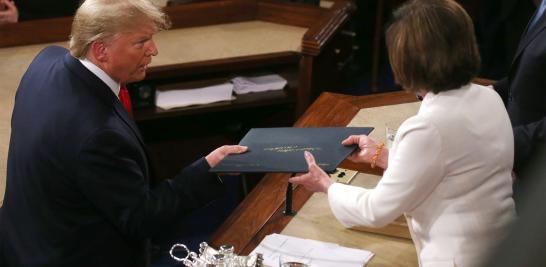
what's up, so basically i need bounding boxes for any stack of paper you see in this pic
[251,233,374,267]
[231,74,287,94]
[155,83,234,110]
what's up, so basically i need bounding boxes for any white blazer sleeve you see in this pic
[327,117,445,228]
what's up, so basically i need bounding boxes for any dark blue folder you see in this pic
[210,127,374,173]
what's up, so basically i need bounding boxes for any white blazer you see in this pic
[328,84,516,267]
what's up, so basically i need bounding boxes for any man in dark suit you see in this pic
[481,144,546,267]
[494,0,546,189]
[0,0,246,266]
[475,0,535,79]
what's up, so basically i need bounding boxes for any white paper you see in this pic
[155,83,234,110]
[251,233,374,267]
[231,74,287,94]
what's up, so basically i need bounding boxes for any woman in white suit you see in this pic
[289,0,516,266]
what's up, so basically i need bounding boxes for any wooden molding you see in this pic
[0,16,72,48]
[134,89,295,122]
[145,52,300,81]
[301,0,356,56]
[256,0,325,28]
[165,0,257,28]
[0,0,256,48]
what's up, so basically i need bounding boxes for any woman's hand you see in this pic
[342,135,389,169]
[205,145,248,168]
[288,151,333,193]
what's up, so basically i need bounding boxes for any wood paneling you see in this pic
[257,0,325,28]
[301,1,356,56]
[0,16,72,48]
[145,52,300,82]
[135,89,295,122]
[165,0,257,28]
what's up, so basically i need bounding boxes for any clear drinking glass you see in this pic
[385,121,400,149]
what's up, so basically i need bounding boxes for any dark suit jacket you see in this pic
[494,7,546,172]
[0,46,224,266]
[476,0,534,79]
[481,144,546,267]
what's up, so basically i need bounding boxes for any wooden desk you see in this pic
[210,91,419,267]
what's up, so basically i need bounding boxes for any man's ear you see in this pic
[90,41,108,62]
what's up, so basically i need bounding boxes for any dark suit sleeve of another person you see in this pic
[494,77,510,105]
[75,129,224,240]
[480,145,546,267]
[513,116,546,170]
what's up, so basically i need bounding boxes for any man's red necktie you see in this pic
[118,85,133,116]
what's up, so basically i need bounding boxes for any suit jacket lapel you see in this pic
[63,52,147,148]
[112,104,146,148]
[513,13,546,65]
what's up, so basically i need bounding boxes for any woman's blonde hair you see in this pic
[69,0,171,58]
[386,0,480,93]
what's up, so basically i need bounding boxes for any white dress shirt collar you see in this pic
[79,58,121,98]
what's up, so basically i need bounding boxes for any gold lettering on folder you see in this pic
[264,146,322,153]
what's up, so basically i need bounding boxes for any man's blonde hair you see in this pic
[69,0,171,58]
